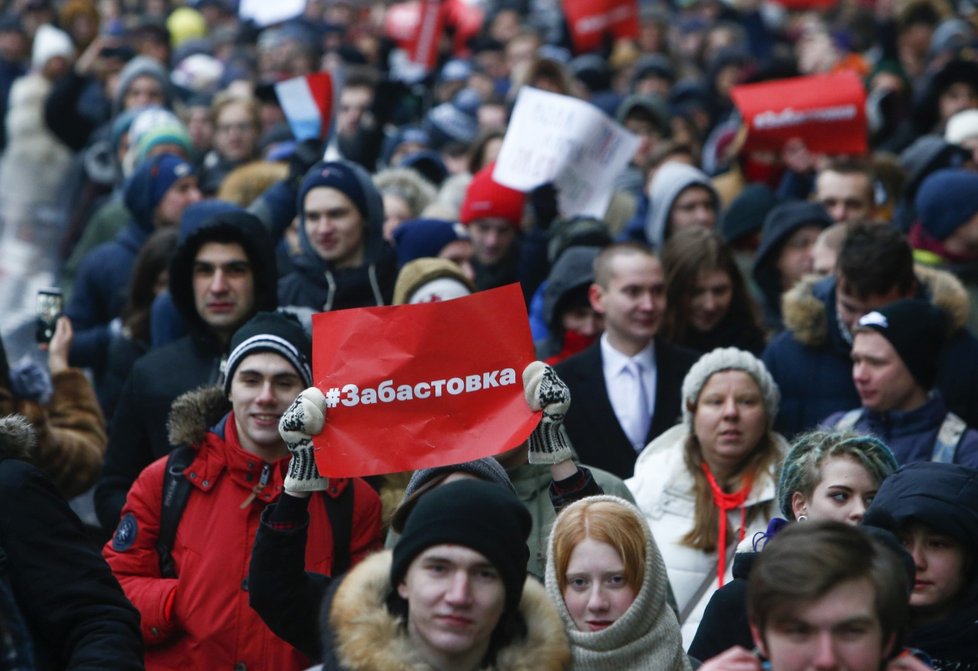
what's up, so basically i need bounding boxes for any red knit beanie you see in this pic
[459,163,526,228]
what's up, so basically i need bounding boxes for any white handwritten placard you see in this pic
[239,0,306,27]
[493,87,640,219]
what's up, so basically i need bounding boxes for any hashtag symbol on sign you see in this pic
[324,387,340,408]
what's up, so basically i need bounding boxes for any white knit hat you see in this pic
[945,109,978,145]
[31,24,73,71]
[680,347,780,431]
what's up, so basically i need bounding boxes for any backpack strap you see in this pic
[323,481,354,576]
[832,408,863,431]
[156,445,196,579]
[932,412,967,464]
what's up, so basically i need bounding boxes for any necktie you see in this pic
[624,360,651,451]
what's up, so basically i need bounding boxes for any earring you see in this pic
[797,514,808,521]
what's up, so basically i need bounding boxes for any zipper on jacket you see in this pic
[240,463,272,509]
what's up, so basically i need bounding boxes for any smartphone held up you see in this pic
[35,288,63,344]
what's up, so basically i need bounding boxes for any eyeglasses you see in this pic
[216,122,256,134]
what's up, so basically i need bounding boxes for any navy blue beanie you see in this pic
[124,153,195,231]
[297,160,383,230]
[392,218,469,268]
[295,160,384,271]
[915,169,978,241]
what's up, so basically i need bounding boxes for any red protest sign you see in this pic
[730,71,867,155]
[311,284,539,477]
[563,0,639,55]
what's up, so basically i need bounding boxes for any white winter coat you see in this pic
[626,425,786,648]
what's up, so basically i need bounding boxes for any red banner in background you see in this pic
[563,0,639,54]
[385,0,482,61]
[311,284,539,477]
[730,71,868,155]
[410,0,444,69]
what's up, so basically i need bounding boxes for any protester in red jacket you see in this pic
[103,311,382,670]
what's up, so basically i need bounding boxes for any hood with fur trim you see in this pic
[0,415,35,460]
[326,550,570,671]
[166,386,230,448]
[782,265,969,348]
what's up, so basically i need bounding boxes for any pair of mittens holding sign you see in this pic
[278,362,573,493]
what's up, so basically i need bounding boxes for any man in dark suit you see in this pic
[555,243,699,479]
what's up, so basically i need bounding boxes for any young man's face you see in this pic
[815,171,873,224]
[669,185,716,234]
[230,352,304,456]
[834,281,907,336]
[214,101,258,162]
[776,225,823,289]
[192,241,256,340]
[155,176,202,228]
[336,84,373,137]
[752,578,893,671]
[303,186,366,269]
[123,74,165,110]
[851,331,926,413]
[397,544,506,670]
[468,218,516,266]
[589,252,666,353]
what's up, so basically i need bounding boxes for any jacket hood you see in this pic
[752,201,832,285]
[113,55,173,114]
[166,385,230,448]
[868,462,978,554]
[168,203,278,338]
[327,550,570,671]
[781,265,970,348]
[645,163,718,249]
[867,461,978,609]
[543,246,600,329]
[0,415,35,460]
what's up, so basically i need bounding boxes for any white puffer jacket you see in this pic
[626,425,785,648]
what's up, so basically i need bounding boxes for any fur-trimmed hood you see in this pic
[0,415,35,460]
[166,385,230,447]
[782,265,970,348]
[326,550,570,671]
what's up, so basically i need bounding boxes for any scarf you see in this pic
[701,462,753,589]
[544,496,691,671]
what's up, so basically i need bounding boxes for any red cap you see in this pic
[459,163,526,228]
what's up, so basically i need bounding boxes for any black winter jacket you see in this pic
[0,418,144,670]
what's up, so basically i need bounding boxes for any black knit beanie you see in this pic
[391,479,531,614]
[223,311,312,395]
[855,299,947,391]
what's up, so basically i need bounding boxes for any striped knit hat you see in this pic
[223,312,312,395]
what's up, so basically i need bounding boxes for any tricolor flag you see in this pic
[275,73,334,142]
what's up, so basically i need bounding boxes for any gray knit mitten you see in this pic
[522,362,573,464]
[279,387,329,493]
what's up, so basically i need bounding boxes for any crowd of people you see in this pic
[0,0,977,668]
